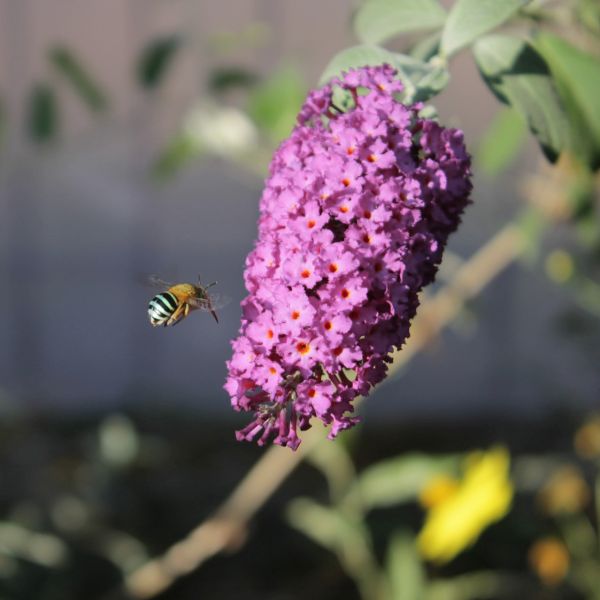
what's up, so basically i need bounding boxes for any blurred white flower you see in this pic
[183,102,258,157]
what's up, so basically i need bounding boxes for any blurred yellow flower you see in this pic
[574,414,600,459]
[545,250,574,284]
[417,447,513,564]
[528,537,570,586]
[419,474,459,509]
[538,465,590,515]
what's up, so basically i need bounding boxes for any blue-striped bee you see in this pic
[147,275,226,327]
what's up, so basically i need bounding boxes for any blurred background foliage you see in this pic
[0,0,599,598]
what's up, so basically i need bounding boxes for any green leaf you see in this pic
[576,0,600,35]
[137,36,181,90]
[208,66,259,94]
[535,32,600,171]
[286,498,375,574]
[348,454,458,510]
[473,34,568,162]
[406,59,449,103]
[477,107,527,177]
[28,83,59,143]
[426,572,513,600]
[306,439,356,503]
[354,0,446,45]
[319,46,449,103]
[319,45,410,85]
[386,532,425,600]
[410,32,442,62]
[152,134,200,179]
[441,0,531,57]
[248,67,305,143]
[49,46,108,112]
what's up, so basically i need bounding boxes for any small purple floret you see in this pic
[225,64,472,449]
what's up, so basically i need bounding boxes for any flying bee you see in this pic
[147,275,227,327]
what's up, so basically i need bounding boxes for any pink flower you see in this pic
[289,201,329,240]
[322,248,359,279]
[225,64,472,449]
[320,312,352,344]
[246,313,279,350]
[274,288,316,335]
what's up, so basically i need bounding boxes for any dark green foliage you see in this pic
[28,83,59,143]
[208,66,259,94]
[136,35,182,90]
[49,46,108,112]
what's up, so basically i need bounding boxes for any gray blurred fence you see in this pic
[0,0,597,420]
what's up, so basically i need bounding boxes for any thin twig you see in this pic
[123,434,321,598]
[388,224,524,374]
[121,222,526,599]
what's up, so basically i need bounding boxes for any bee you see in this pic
[147,275,227,327]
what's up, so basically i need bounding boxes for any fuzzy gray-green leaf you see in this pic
[319,46,449,103]
[348,454,459,510]
[441,0,530,57]
[354,0,446,45]
[473,34,568,162]
[535,32,600,170]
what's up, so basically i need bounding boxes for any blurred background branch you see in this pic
[121,218,530,599]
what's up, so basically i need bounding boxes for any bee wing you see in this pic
[188,293,231,311]
[148,274,174,289]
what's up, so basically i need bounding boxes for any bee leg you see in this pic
[206,281,217,289]
[166,303,186,326]
[210,308,219,323]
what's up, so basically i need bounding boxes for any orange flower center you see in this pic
[341,288,350,299]
[291,310,300,320]
[296,342,310,355]
[308,388,316,398]
[341,178,351,187]
[266,329,274,339]
[324,321,332,331]
[367,154,377,163]
[363,210,372,219]
[307,219,316,229]
[301,269,311,279]
[328,263,338,273]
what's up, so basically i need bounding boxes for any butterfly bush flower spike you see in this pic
[225,64,472,449]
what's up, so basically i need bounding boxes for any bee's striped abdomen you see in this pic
[148,292,179,326]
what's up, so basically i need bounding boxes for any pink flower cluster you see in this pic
[225,64,472,449]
